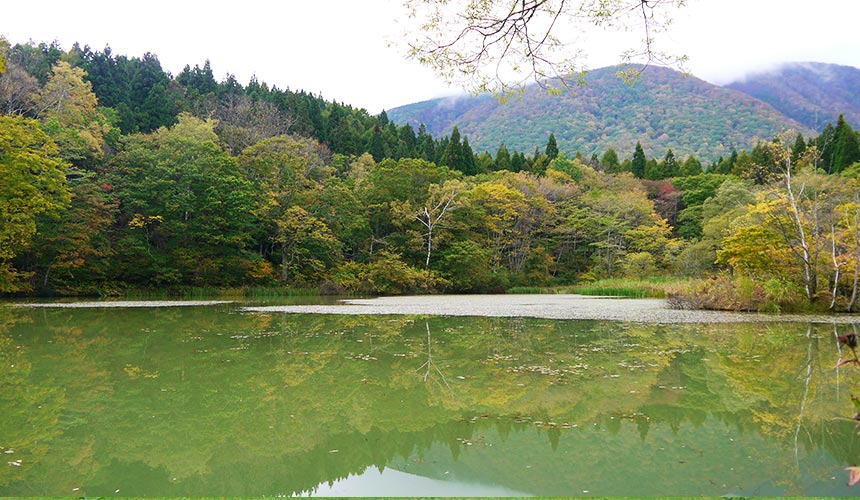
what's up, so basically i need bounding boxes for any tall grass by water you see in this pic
[507,277,695,299]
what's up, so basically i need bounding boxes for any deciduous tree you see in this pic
[416,179,466,267]
[110,114,257,286]
[277,206,342,285]
[0,116,70,291]
[34,61,109,167]
[0,62,38,115]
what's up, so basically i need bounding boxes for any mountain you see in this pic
[388,66,813,161]
[725,62,860,132]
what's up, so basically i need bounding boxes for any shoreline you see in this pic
[242,294,860,324]
[9,300,233,308]
[8,294,860,324]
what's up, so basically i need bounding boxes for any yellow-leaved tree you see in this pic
[0,116,71,291]
[34,61,110,167]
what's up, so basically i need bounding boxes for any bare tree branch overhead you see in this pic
[401,0,689,95]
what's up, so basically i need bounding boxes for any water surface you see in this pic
[1,299,860,496]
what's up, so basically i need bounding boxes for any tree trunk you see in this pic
[849,200,860,312]
[831,224,841,310]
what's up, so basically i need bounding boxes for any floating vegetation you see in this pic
[124,364,159,379]
[509,364,587,380]
[617,360,646,370]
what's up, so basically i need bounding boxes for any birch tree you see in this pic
[416,179,465,267]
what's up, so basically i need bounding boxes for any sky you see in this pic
[3,0,860,114]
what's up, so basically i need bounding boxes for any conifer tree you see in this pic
[398,123,417,158]
[631,141,646,178]
[662,149,677,177]
[495,143,511,170]
[716,148,738,174]
[545,133,559,160]
[442,126,463,170]
[461,136,477,175]
[517,151,528,169]
[417,123,436,162]
[377,110,389,127]
[368,123,386,161]
[818,123,837,171]
[791,133,806,163]
[644,158,662,180]
[833,115,860,172]
[679,155,702,176]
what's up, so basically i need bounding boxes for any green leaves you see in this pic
[0,115,70,291]
[109,115,257,286]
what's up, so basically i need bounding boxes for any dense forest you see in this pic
[3,40,860,312]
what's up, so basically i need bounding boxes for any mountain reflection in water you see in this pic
[300,467,530,497]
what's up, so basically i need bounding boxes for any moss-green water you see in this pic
[1,301,859,496]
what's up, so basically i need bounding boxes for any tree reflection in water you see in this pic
[1,304,860,495]
[417,320,452,395]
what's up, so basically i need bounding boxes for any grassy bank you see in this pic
[508,277,696,299]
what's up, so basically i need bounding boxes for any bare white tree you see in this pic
[416,179,465,267]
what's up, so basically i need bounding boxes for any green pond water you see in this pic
[2,299,860,496]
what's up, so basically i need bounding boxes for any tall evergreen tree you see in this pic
[511,150,526,172]
[442,126,463,170]
[8,40,63,83]
[461,136,477,175]
[495,143,511,170]
[368,123,386,162]
[662,149,677,178]
[128,52,175,132]
[377,110,389,127]
[631,141,646,178]
[545,133,559,160]
[791,133,806,163]
[644,158,662,180]
[397,123,417,159]
[679,155,702,176]
[176,60,217,96]
[833,114,860,172]
[416,123,436,161]
[716,148,738,174]
[817,122,837,172]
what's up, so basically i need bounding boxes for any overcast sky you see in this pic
[3,0,859,114]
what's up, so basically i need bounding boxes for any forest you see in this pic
[3,40,860,312]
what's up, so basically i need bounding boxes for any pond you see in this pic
[1,296,860,496]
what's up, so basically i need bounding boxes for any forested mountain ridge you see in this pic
[725,62,860,132]
[387,65,817,161]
